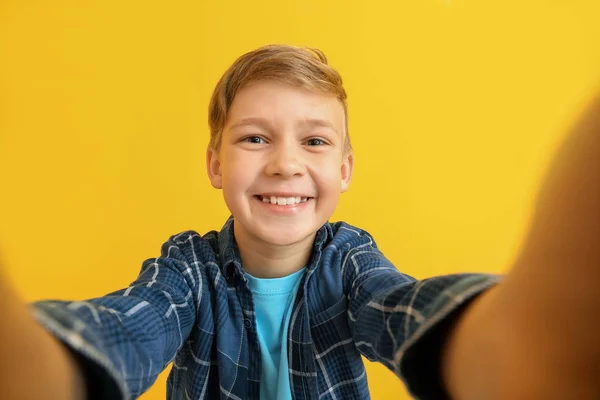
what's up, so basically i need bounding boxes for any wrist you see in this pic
[443,281,600,400]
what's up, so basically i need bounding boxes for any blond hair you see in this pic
[208,44,351,153]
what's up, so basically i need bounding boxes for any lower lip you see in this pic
[254,196,312,214]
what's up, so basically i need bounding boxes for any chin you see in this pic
[254,226,316,248]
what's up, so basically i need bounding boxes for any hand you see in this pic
[442,94,600,399]
[0,261,87,400]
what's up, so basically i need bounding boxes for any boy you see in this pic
[1,44,599,400]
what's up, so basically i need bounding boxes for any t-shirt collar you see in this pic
[218,216,333,281]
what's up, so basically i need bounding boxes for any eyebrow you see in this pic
[229,117,271,130]
[228,117,339,133]
[298,118,339,133]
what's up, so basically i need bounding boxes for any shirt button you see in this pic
[244,318,252,329]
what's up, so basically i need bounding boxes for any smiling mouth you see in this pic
[255,195,311,206]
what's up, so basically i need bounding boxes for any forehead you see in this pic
[226,81,346,133]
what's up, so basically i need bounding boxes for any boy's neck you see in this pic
[233,225,315,279]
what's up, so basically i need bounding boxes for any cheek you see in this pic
[222,151,251,183]
[314,159,343,186]
[223,170,249,194]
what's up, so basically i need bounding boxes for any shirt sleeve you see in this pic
[343,233,501,399]
[29,234,201,399]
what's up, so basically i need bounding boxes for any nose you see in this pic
[264,142,305,178]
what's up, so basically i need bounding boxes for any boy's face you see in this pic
[207,80,353,250]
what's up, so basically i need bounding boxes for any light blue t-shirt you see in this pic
[244,268,305,400]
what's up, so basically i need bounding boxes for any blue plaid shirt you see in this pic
[31,218,499,399]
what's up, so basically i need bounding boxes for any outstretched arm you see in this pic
[0,270,86,400]
[0,232,203,399]
[442,94,600,399]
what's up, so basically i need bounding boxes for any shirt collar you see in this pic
[218,216,333,281]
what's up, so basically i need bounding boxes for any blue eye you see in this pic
[307,138,326,146]
[244,136,265,144]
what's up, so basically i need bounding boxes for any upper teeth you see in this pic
[261,196,308,205]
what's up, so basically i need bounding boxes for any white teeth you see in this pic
[260,196,309,205]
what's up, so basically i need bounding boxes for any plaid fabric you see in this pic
[31,218,500,399]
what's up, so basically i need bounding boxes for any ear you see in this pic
[340,151,354,193]
[206,147,223,189]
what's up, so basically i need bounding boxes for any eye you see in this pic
[306,138,327,146]
[242,135,266,144]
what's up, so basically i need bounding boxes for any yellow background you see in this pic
[1,0,599,398]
